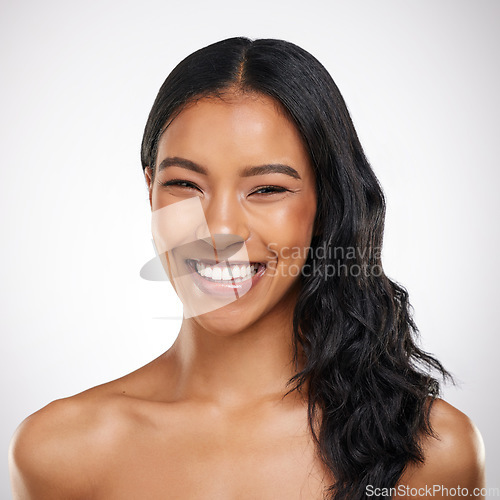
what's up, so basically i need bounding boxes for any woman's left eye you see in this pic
[250,186,289,195]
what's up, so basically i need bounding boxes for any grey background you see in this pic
[1,0,499,496]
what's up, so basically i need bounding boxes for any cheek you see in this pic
[263,195,317,265]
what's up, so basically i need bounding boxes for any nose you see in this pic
[200,191,250,250]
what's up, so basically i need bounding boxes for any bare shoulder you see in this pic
[10,396,89,498]
[399,398,486,495]
[427,399,484,462]
[8,356,167,500]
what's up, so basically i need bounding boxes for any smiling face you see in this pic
[145,91,317,334]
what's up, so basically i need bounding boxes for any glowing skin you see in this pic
[145,92,317,338]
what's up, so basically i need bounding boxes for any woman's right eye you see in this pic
[160,179,201,191]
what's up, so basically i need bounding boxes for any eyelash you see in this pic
[250,185,289,195]
[161,180,290,196]
[161,179,200,190]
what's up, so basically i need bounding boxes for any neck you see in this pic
[166,294,307,408]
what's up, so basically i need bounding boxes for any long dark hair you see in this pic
[141,37,451,499]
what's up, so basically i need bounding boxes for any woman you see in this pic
[10,37,485,499]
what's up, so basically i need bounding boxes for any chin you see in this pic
[185,283,298,338]
[187,304,259,337]
[190,307,255,337]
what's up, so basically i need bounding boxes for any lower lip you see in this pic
[185,260,267,298]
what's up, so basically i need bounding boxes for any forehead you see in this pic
[155,93,312,171]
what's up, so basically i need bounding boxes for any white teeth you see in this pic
[212,267,222,280]
[193,261,262,281]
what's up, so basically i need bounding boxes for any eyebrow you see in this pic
[157,156,301,180]
[157,157,208,175]
[241,164,301,179]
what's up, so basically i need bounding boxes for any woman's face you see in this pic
[145,92,317,334]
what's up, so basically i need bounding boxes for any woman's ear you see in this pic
[144,167,153,209]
